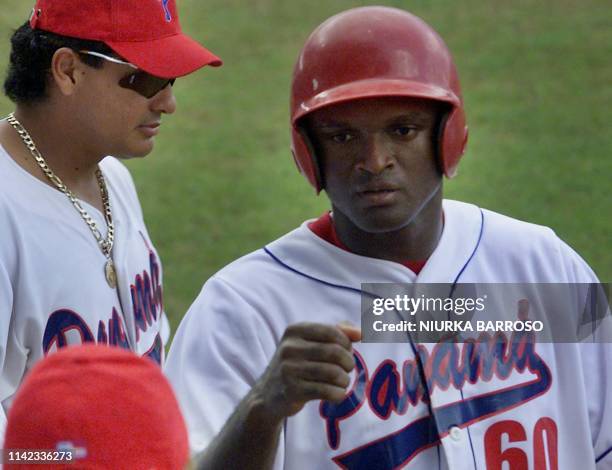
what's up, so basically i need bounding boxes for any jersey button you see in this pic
[449,426,462,441]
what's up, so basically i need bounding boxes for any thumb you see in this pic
[337,322,362,342]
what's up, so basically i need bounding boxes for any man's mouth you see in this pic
[357,187,399,206]
[138,122,161,137]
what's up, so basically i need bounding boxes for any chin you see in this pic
[116,142,155,159]
[352,208,418,234]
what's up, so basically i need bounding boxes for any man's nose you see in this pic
[356,134,394,174]
[150,83,177,115]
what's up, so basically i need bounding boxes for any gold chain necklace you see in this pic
[7,113,117,289]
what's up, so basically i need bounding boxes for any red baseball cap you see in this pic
[4,344,190,469]
[29,0,222,78]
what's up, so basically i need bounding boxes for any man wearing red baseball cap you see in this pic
[0,0,221,441]
[27,0,222,78]
[3,344,190,469]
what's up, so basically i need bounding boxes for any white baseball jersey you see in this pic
[0,145,169,438]
[166,199,611,469]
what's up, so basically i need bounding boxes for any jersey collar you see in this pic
[265,200,483,290]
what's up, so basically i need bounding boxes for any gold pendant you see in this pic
[105,259,117,289]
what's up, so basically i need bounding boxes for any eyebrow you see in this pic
[387,112,434,124]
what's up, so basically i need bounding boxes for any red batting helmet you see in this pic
[290,6,468,193]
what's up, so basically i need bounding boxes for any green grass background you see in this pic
[1,0,610,333]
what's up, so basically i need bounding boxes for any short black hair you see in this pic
[4,21,114,104]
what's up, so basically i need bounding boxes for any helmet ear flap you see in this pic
[291,125,323,193]
[438,107,468,178]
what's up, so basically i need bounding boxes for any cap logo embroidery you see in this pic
[160,0,172,22]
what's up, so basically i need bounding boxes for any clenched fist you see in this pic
[251,322,362,424]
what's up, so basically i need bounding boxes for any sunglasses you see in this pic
[79,50,176,99]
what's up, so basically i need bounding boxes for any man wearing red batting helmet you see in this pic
[167,7,611,469]
[0,0,221,441]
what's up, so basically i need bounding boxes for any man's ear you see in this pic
[49,47,85,96]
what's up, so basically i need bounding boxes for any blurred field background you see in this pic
[0,0,610,333]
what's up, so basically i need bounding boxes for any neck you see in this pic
[332,189,444,263]
[7,104,103,186]
[0,104,108,210]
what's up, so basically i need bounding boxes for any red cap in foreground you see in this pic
[4,344,189,469]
